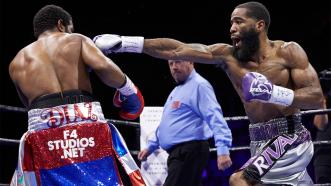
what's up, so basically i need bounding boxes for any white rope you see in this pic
[1,136,330,152]
[209,140,331,152]
[0,104,27,112]
[0,104,330,153]
[223,108,331,121]
[2,183,327,185]
[301,108,331,115]
[224,115,249,121]
[108,119,140,126]
[0,137,20,144]
[1,104,330,126]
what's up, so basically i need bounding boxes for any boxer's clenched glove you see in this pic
[93,34,144,54]
[242,72,294,106]
[113,75,144,120]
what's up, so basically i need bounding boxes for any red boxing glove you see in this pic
[113,76,144,120]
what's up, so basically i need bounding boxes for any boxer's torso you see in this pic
[9,33,92,106]
[220,40,299,123]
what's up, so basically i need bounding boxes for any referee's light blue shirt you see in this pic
[147,69,232,155]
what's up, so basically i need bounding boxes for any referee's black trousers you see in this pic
[164,140,210,186]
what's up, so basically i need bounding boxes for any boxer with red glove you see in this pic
[93,35,144,119]
[114,75,144,120]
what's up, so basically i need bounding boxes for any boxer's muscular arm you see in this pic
[283,42,324,109]
[80,35,125,88]
[9,52,29,107]
[93,34,230,64]
[82,35,144,120]
[143,38,229,64]
[313,98,328,130]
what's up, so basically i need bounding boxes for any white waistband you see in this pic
[28,102,107,131]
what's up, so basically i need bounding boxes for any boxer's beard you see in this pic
[233,28,259,62]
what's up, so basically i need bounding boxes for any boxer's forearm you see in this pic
[291,87,324,109]
[143,38,181,59]
[93,34,217,64]
[143,38,216,64]
[314,101,328,130]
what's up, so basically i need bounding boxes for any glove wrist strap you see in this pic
[269,85,294,106]
[117,36,144,53]
[118,75,137,96]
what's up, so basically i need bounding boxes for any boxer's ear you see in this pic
[57,19,65,32]
[256,20,265,32]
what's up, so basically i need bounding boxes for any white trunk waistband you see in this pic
[28,102,107,131]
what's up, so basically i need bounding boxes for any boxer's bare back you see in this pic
[9,30,125,107]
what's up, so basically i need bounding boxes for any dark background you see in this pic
[0,0,330,184]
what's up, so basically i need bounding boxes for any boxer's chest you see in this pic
[226,56,290,89]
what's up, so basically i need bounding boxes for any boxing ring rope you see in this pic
[1,104,331,153]
[2,137,330,154]
[108,119,140,126]
[0,104,27,112]
[1,104,331,185]
[223,108,331,121]
[1,104,330,119]
[0,138,20,144]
